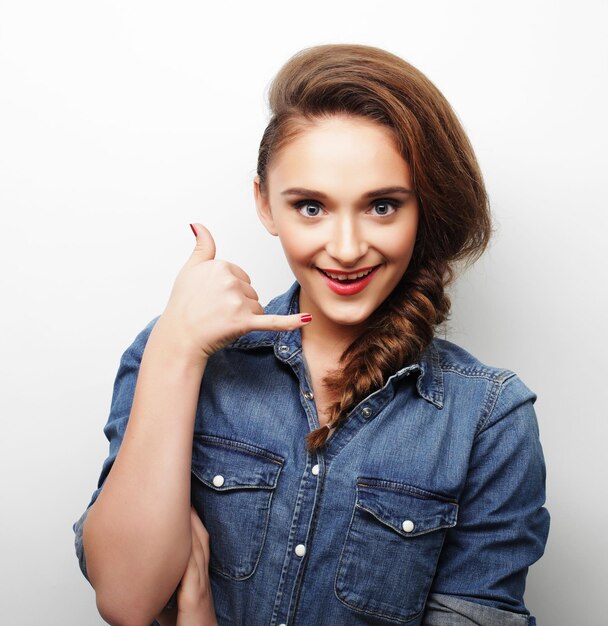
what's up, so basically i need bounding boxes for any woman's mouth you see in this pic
[316,265,381,295]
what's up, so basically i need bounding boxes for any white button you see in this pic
[304,391,314,400]
[311,464,320,476]
[402,519,415,533]
[294,543,306,557]
[362,407,372,418]
[212,474,225,487]
[278,623,287,626]
[279,345,289,353]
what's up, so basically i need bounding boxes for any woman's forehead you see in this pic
[267,117,410,194]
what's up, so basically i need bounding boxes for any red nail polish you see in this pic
[189,223,197,237]
[301,314,312,323]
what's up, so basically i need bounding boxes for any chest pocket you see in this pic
[190,435,284,581]
[335,477,458,624]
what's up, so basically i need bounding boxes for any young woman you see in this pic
[74,43,550,626]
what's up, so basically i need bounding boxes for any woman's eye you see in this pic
[370,200,398,216]
[295,202,324,217]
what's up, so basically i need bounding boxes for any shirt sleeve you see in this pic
[423,593,535,625]
[71,315,177,612]
[422,373,550,625]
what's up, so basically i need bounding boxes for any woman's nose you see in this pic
[325,215,368,266]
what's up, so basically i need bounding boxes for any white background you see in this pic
[1,1,606,624]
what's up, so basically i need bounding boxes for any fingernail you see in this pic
[189,223,197,237]
[301,314,312,324]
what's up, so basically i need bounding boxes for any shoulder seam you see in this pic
[440,364,515,381]
[475,371,518,435]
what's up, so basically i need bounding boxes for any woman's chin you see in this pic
[314,303,376,329]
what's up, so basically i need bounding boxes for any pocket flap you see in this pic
[192,435,284,491]
[355,478,458,537]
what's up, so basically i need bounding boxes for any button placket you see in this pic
[270,349,330,624]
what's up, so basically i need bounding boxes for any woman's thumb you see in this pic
[189,223,216,262]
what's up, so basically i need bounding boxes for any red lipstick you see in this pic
[317,265,381,296]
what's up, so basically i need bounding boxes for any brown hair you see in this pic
[256,44,492,451]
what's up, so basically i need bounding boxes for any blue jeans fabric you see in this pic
[73,281,549,625]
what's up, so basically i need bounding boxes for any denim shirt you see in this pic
[73,281,549,625]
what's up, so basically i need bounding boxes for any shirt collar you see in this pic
[228,281,443,408]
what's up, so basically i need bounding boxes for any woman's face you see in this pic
[254,115,419,334]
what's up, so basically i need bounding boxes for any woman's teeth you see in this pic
[321,268,374,281]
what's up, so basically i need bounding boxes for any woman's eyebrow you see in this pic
[280,186,413,199]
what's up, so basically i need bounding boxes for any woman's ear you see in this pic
[253,175,278,236]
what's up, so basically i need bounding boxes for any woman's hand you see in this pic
[158,223,311,360]
[176,506,218,626]
[155,507,217,626]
